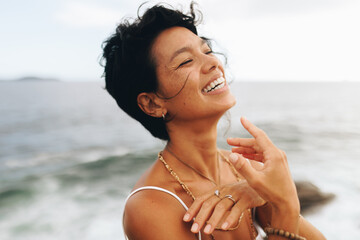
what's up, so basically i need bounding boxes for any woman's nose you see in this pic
[201,54,220,74]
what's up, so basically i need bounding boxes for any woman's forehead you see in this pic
[151,27,201,62]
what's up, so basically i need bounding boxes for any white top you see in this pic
[123,186,267,240]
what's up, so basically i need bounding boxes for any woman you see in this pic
[101,3,326,240]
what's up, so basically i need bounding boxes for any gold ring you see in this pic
[223,194,236,205]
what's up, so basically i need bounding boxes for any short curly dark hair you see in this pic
[101,3,201,141]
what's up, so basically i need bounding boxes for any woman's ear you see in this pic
[137,92,165,118]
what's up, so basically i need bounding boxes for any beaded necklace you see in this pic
[158,150,257,240]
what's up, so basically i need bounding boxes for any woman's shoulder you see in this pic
[124,185,184,215]
[123,157,196,238]
[125,160,186,215]
[123,185,195,239]
[125,186,186,210]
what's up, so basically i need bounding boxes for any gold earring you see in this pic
[162,113,165,120]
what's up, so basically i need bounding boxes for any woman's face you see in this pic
[151,26,236,122]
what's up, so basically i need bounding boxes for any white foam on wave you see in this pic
[4,146,130,170]
[0,171,129,240]
[1,146,131,184]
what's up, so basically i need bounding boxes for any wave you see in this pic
[54,150,158,189]
[0,147,160,207]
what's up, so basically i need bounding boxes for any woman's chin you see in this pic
[213,98,237,117]
[222,93,237,110]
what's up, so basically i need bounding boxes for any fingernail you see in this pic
[183,213,191,221]
[221,222,229,230]
[191,223,199,233]
[204,224,212,234]
[229,153,238,163]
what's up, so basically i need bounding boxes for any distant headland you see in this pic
[15,76,60,82]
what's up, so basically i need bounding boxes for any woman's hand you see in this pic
[227,117,300,232]
[183,180,265,235]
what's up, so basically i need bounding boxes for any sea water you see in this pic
[0,81,359,239]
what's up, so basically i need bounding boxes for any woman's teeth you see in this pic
[203,77,225,93]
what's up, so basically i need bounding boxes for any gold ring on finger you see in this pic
[223,194,236,205]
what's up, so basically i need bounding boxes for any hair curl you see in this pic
[101,3,201,141]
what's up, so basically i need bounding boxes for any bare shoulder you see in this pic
[123,188,196,240]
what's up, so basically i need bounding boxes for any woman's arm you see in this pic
[298,216,326,239]
[256,200,326,239]
[228,117,325,239]
[123,189,197,240]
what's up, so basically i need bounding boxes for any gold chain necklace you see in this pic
[158,150,257,240]
[166,147,220,186]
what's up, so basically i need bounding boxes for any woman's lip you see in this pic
[202,73,224,90]
[202,81,229,95]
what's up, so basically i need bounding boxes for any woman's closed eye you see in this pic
[177,59,193,68]
[205,49,213,55]
[177,50,213,68]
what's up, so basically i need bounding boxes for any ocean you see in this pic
[0,81,359,239]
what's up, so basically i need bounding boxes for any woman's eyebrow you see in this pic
[169,38,208,63]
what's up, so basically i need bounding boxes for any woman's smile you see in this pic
[201,74,229,95]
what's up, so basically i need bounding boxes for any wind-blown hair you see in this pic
[101,3,201,141]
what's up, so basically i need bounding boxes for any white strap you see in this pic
[123,186,201,240]
[124,186,189,210]
[253,208,267,240]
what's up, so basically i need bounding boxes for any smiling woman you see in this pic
[101,2,326,240]
[145,26,235,124]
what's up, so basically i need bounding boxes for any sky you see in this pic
[0,0,359,82]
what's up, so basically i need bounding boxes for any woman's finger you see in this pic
[240,117,274,150]
[241,153,264,162]
[229,153,259,186]
[221,200,246,230]
[203,198,235,234]
[227,138,256,147]
[221,193,266,231]
[183,191,214,222]
[190,195,221,233]
[231,146,257,155]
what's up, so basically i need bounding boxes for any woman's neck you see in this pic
[165,118,220,182]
